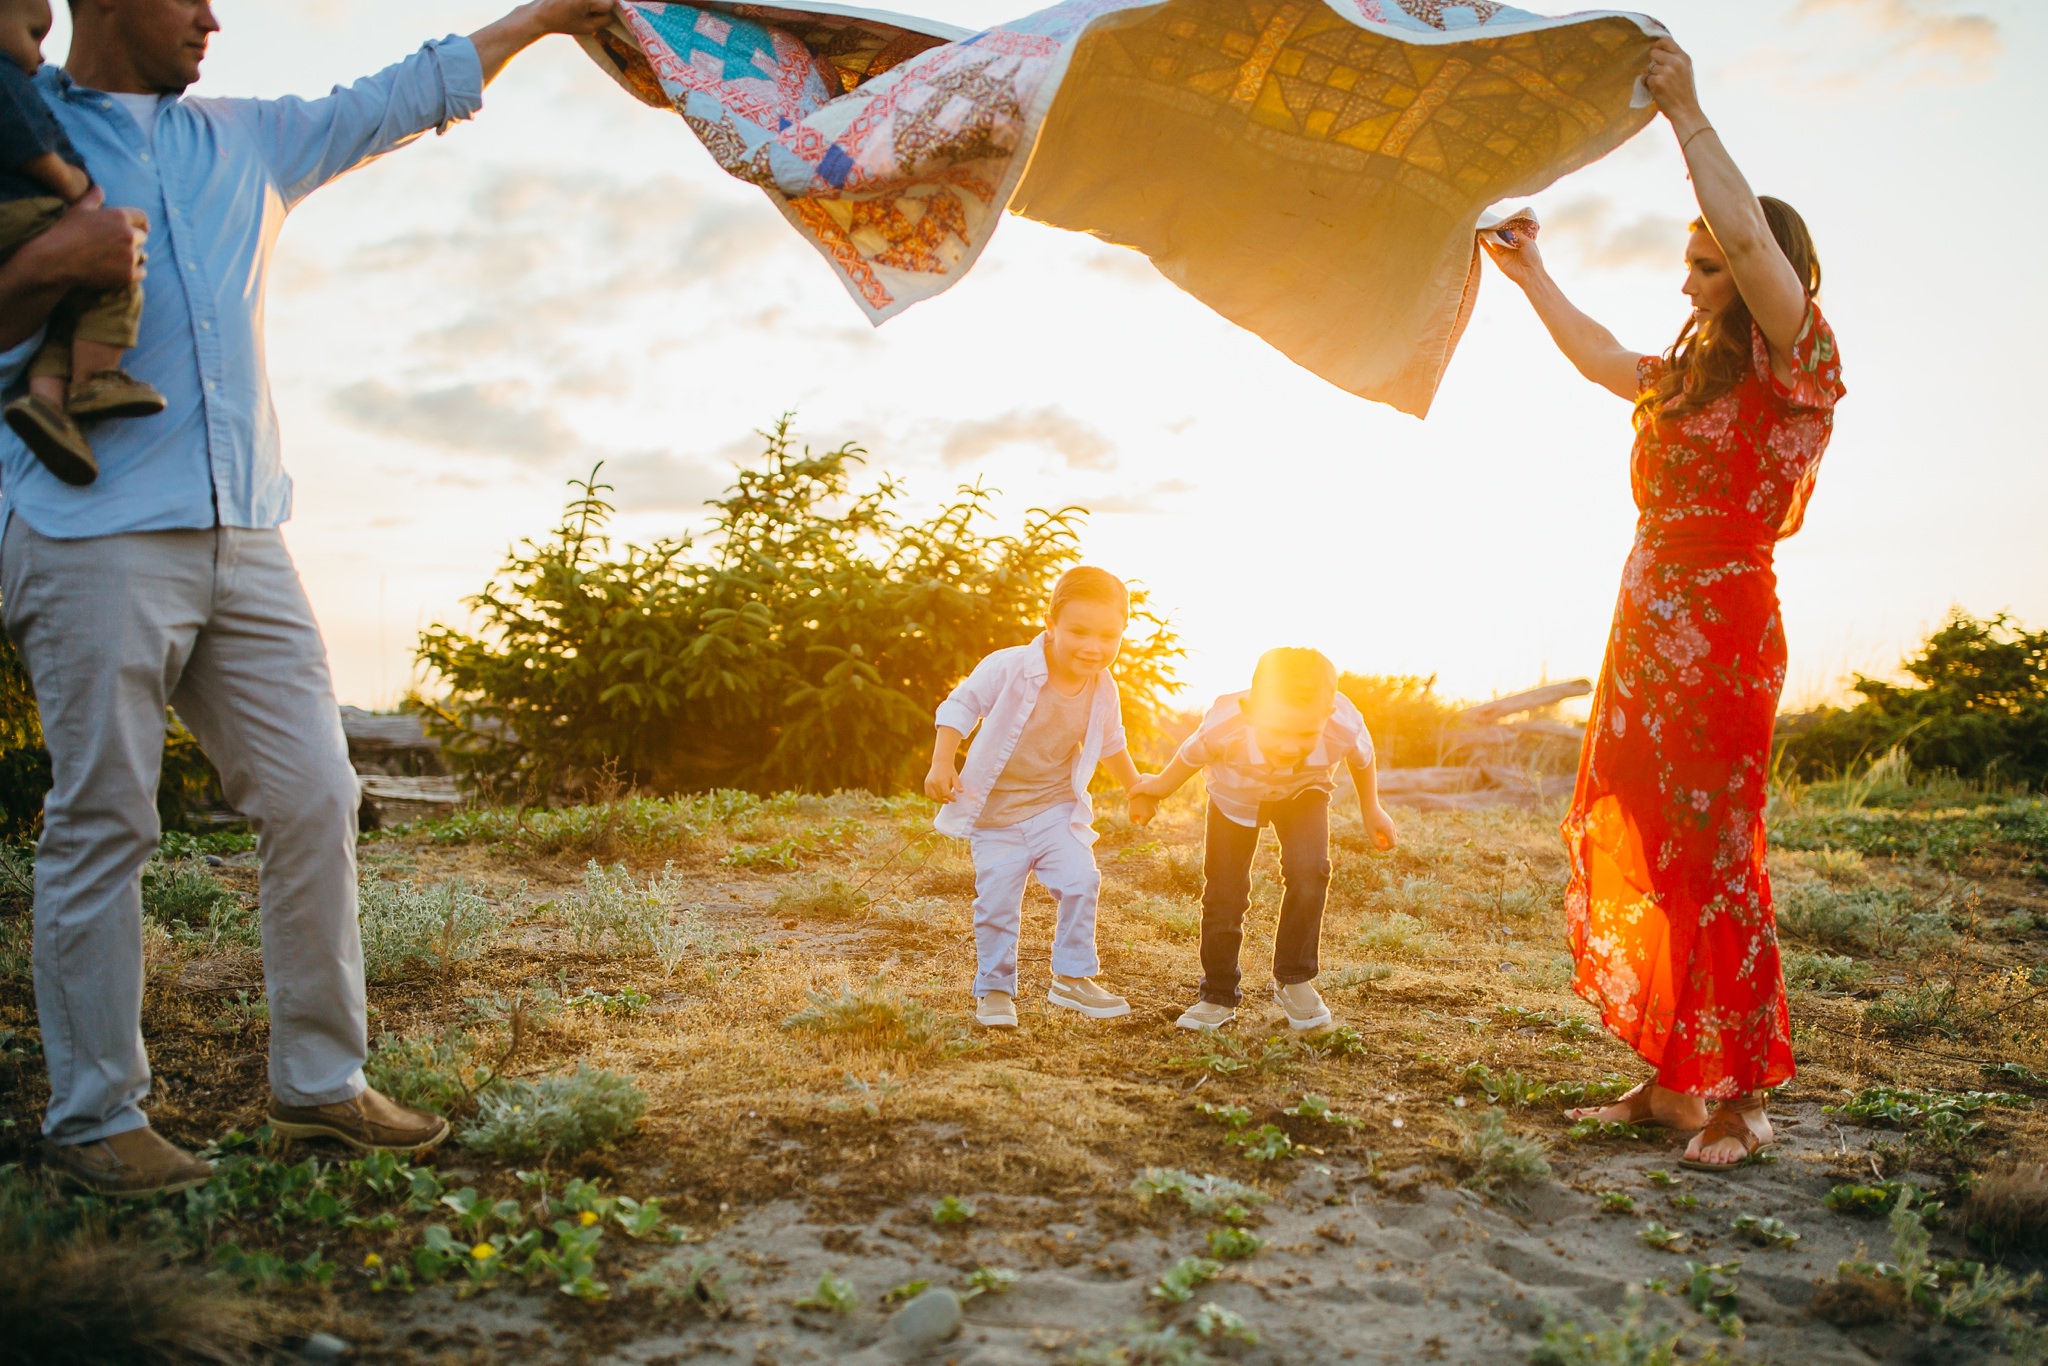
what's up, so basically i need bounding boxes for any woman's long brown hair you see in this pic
[1637,196,1821,427]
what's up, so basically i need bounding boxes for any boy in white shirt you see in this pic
[1130,648,1398,1032]
[926,567,1147,1028]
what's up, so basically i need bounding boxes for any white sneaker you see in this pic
[1175,999,1236,1032]
[1047,975,1131,1020]
[975,991,1018,1028]
[1273,980,1332,1032]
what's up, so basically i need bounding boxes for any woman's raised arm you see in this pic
[1644,38,1810,361]
[1480,233,1642,401]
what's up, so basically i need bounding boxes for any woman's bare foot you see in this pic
[1682,1098,1774,1167]
[1566,1081,1709,1130]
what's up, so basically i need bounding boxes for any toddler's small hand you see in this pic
[1127,791,1159,827]
[924,765,962,804]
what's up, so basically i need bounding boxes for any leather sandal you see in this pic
[1565,1081,1701,1130]
[1679,1100,1775,1171]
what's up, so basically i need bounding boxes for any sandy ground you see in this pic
[347,1093,2027,1365]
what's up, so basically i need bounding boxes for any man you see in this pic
[0,0,619,1197]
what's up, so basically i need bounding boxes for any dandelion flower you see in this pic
[364,1253,383,1268]
[471,1243,496,1261]
[578,1210,599,1227]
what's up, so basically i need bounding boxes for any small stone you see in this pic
[298,1333,349,1363]
[888,1287,963,1350]
[204,855,226,867]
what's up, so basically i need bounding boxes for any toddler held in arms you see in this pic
[926,567,1148,1029]
[1129,648,1398,1033]
[0,0,163,486]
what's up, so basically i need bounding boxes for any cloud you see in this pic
[329,379,577,461]
[1541,196,1689,272]
[1086,478,1196,515]
[1797,0,1999,65]
[937,407,1115,471]
[595,448,739,514]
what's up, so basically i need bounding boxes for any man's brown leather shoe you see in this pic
[268,1086,450,1154]
[43,1127,215,1198]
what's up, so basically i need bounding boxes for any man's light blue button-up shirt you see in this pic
[0,38,484,540]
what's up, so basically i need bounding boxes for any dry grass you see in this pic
[1,776,2044,1351]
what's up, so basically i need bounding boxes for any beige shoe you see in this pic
[65,368,167,422]
[1175,999,1236,1032]
[1047,975,1131,1020]
[4,393,98,485]
[1273,980,1333,1032]
[269,1086,450,1154]
[43,1127,214,1198]
[975,991,1018,1028]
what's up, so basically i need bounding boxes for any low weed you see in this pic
[365,1028,489,1114]
[1354,911,1450,959]
[1206,1226,1264,1260]
[1829,1190,2043,1326]
[1824,1181,1922,1217]
[1148,1255,1222,1305]
[1864,980,1970,1041]
[628,1252,730,1318]
[1193,1302,1257,1344]
[1681,1259,1744,1337]
[1731,1214,1799,1249]
[772,873,871,920]
[794,1271,857,1314]
[1782,950,1871,994]
[930,1195,976,1226]
[1827,1086,2025,1128]
[783,974,973,1056]
[1128,1168,1267,1221]
[459,1065,648,1161]
[1962,1161,2048,1254]
[140,859,239,933]
[359,876,501,982]
[1777,881,1956,955]
[1598,1191,1637,1215]
[1456,1107,1551,1208]
[962,1266,1019,1298]
[1641,1222,1688,1252]
[1531,1290,1688,1366]
[563,861,686,955]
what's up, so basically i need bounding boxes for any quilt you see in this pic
[580,1,1664,416]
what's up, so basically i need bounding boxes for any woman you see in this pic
[1481,38,1845,1168]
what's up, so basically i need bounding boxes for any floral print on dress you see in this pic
[1564,304,1845,1100]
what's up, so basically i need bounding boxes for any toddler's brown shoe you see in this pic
[66,368,167,422]
[269,1086,450,1154]
[4,393,98,485]
[43,1127,214,1198]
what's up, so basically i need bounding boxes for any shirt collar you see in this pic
[1023,632,1050,682]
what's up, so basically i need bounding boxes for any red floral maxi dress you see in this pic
[1563,304,1846,1100]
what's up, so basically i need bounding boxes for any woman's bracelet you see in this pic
[1680,124,1717,154]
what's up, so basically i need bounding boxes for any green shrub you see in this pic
[1782,949,1870,993]
[1337,674,1461,770]
[365,1029,486,1114]
[459,1064,648,1160]
[783,976,971,1055]
[415,424,1183,799]
[1354,911,1449,959]
[358,877,500,982]
[772,873,871,919]
[1777,881,1954,955]
[1780,611,2047,791]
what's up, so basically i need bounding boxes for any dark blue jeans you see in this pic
[1199,788,1331,1006]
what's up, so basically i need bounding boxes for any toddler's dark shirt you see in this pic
[0,60,87,204]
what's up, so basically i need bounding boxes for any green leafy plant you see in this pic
[1824,1181,1921,1217]
[930,1195,976,1226]
[1681,1260,1744,1337]
[1640,1222,1687,1252]
[1206,1227,1264,1260]
[1192,1302,1257,1345]
[795,1271,858,1314]
[1731,1215,1799,1249]
[1531,1291,1688,1366]
[962,1266,1019,1298]
[1149,1256,1223,1305]
[1598,1191,1637,1215]
[1128,1169,1267,1220]
[416,429,1182,799]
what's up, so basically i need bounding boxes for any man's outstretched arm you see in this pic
[0,191,147,353]
[472,0,621,87]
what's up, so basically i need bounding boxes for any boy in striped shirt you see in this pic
[1130,648,1398,1032]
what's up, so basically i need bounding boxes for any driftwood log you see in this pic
[1378,679,1591,812]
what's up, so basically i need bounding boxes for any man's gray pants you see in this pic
[2,519,367,1145]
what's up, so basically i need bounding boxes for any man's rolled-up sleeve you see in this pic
[246,36,487,209]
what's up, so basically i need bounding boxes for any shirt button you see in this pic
[199,321,211,331]
[140,153,151,163]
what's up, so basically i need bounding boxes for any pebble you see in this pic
[297,1333,350,1363]
[888,1287,963,1350]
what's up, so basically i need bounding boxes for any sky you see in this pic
[38,0,2048,711]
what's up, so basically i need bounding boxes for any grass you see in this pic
[3,767,2045,1354]
[358,875,501,981]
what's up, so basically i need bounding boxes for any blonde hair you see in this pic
[1048,566,1128,624]
[1249,647,1338,711]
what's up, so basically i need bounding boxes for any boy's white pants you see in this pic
[966,801,1100,997]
